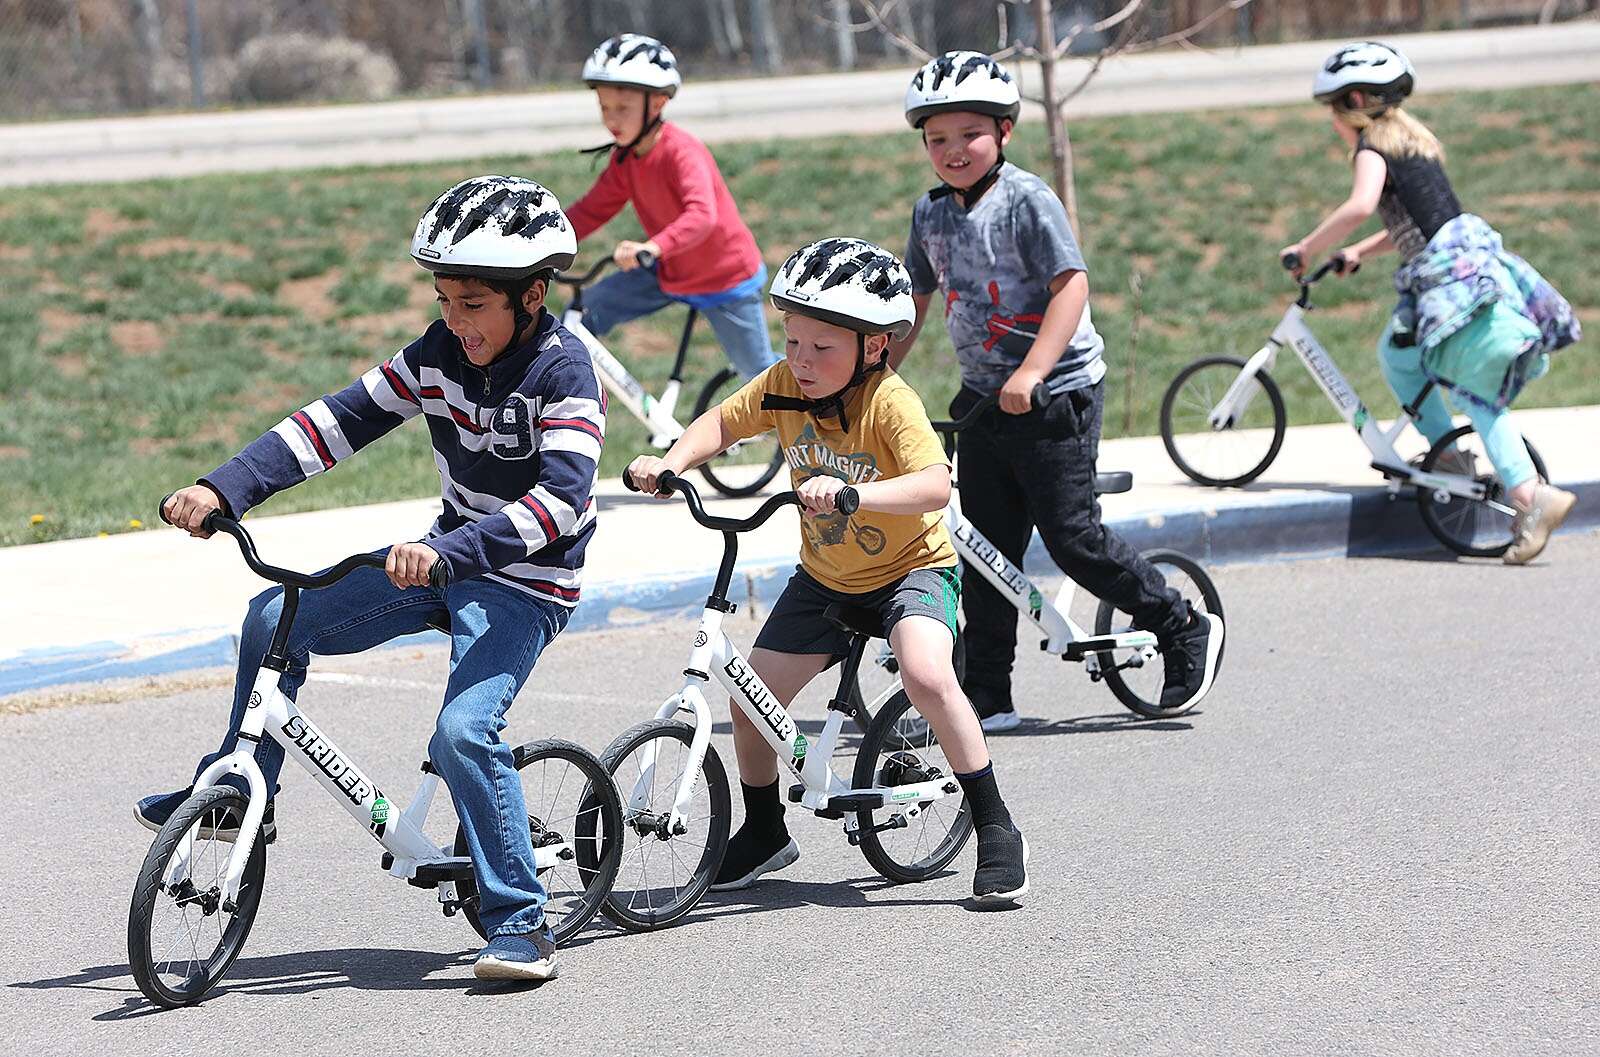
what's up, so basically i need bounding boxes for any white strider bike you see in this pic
[127,500,625,1008]
[1159,251,1549,557]
[554,253,784,498]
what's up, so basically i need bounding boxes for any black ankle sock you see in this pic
[955,763,1013,831]
[739,778,784,833]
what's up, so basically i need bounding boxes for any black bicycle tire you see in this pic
[694,367,786,498]
[598,718,731,931]
[851,690,974,885]
[1160,355,1287,488]
[454,738,624,946]
[128,786,267,1009]
[1094,549,1225,719]
[1417,424,1549,558]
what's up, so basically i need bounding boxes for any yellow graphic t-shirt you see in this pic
[719,363,957,594]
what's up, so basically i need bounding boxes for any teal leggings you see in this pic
[1378,319,1536,490]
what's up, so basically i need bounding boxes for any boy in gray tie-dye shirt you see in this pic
[891,51,1224,727]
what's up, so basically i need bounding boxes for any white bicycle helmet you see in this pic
[582,33,681,96]
[904,51,1020,129]
[1313,41,1415,108]
[770,238,916,338]
[411,175,577,280]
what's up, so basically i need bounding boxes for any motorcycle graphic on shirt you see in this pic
[782,423,888,556]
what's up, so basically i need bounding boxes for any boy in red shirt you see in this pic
[566,34,778,381]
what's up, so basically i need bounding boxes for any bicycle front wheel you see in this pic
[695,368,785,497]
[599,718,731,931]
[128,786,267,1008]
[851,690,974,885]
[1416,424,1548,558]
[1093,549,1225,719]
[455,738,623,946]
[1160,356,1286,488]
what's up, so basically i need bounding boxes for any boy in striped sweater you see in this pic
[136,176,601,982]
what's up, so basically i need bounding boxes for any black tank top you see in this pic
[1357,134,1462,261]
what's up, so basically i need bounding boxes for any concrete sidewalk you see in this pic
[1,21,1597,187]
[2,405,1595,696]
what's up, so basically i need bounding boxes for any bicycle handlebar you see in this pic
[158,492,450,591]
[927,383,1053,435]
[622,469,861,526]
[1282,250,1357,286]
[553,249,656,289]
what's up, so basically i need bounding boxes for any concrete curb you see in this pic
[5,477,1595,698]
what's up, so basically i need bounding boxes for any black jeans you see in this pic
[953,380,1186,699]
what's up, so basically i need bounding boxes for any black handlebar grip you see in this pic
[635,249,656,269]
[622,467,641,492]
[428,558,451,591]
[1330,251,1360,276]
[655,469,680,495]
[1030,384,1054,411]
[1280,250,1302,272]
[836,486,860,516]
[158,491,178,525]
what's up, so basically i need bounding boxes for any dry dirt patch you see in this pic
[279,272,340,321]
[84,207,141,239]
[0,445,28,459]
[134,237,251,260]
[38,306,86,344]
[111,319,164,357]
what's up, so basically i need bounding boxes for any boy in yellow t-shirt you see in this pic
[628,238,1028,904]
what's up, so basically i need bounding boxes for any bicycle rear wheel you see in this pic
[128,786,267,1008]
[695,367,785,497]
[455,738,623,946]
[1093,549,1224,719]
[851,690,973,885]
[599,718,730,931]
[1160,356,1286,488]
[1416,424,1548,558]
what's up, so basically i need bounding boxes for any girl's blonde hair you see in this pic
[1333,101,1444,161]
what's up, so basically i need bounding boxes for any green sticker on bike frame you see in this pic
[371,797,390,825]
[1353,406,1369,432]
[792,732,808,765]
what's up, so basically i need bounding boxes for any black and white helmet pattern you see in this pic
[770,238,916,339]
[411,176,577,280]
[582,33,681,96]
[905,50,1020,128]
[1313,41,1415,106]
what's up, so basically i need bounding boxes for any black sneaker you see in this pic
[1158,607,1224,712]
[972,823,1029,904]
[135,787,277,844]
[710,823,799,891]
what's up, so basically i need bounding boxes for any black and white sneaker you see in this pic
[135,787,277,844]
[1158,608,1224,712]
[972,823,1029,904]
[710,825,800,891]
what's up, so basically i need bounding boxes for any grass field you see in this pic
[1,81,1596,544]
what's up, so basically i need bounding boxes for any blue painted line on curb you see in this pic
[4,480,1596,697]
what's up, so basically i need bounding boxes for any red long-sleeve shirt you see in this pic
[565,123,764,297]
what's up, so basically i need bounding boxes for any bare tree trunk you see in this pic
[718,0,745,54]
[462,0,493,89]
[131,0,163,104]
[831,0,856,69]
[1031,0,1080,236]
[747,0,782,72]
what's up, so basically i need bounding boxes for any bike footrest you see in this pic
[408,860,475,889]
[822,791,885,814]
[1371,460,1412,480]
[1064,636,1128,661]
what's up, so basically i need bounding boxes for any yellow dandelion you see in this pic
[29,514,44,525]
[98,531,110,537]
[128,518,144,529]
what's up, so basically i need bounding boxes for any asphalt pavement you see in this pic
[3,531,1597,1054]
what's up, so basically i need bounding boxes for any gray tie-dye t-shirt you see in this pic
[905,163,1105,395]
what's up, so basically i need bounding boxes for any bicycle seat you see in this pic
[1094,471,1133,495]
[823,603,885,640]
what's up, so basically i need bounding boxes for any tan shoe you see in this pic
[1504,483,1577,565]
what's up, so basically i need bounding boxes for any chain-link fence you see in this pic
[1,0,1595,120]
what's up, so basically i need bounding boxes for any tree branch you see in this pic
[1054,0,1146,59]
[853,0,934,62]
[1121,0,1255,54]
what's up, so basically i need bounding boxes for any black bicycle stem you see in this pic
[553,249,657,291]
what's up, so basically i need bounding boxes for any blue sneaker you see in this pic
[473,928,559,982]
[135,785,277,844]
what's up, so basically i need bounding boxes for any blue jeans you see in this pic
[579,266,778,380]
[197,558,571,937]
[1378,320,1536,490]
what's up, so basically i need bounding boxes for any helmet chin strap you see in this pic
[580,88,663,165]
[760,333,886,433]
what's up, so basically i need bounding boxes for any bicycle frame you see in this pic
[561,307,692,450]
[170,666,575,912]
[1206,302,1498,508]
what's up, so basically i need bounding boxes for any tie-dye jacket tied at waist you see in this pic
[1389,213,1581,412]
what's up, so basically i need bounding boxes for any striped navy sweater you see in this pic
[203,310,605,608]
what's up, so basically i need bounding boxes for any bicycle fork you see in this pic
[1208,344,1278,430]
